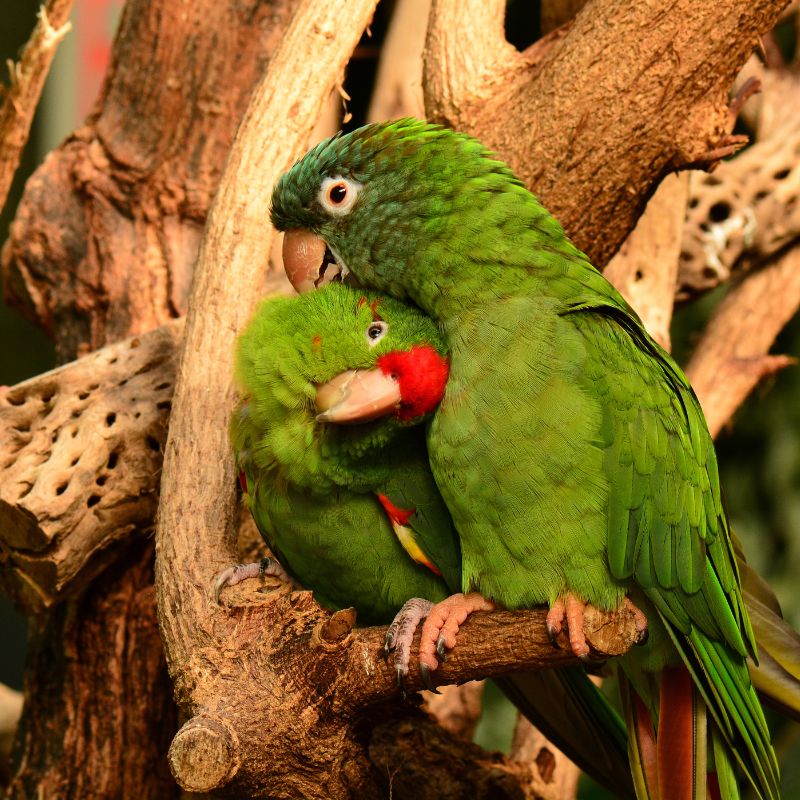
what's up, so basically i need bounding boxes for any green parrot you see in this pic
[270,118,784,799]
[222,282,637,798]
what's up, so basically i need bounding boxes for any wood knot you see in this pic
[312,607,357,650]
[168,714,240,792]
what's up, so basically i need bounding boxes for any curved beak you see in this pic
[315,369,401,424]
[283,229,348,294]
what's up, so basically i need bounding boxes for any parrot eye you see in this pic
[318,176,361,216]
[365,321,388,347]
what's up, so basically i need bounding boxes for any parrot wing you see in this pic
[568,301,779,800]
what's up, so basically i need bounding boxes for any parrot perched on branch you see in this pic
[270,118,785,799]
[223,283,636,798]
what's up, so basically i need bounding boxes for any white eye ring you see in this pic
[365,321,388,348]
[318,176,361,216]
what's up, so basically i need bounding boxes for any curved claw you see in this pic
[546,622,562,650]
[435,636,448,662]
[420,663,441,694]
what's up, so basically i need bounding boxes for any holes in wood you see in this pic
[157,400,171,411]
[18,483,33,500]
[6,392,26,406]
[708,202,731,223]
[70,455,80,467]
[107,451,119,470]
[96,475,107,487]
[78,391,90,400]
[106,412,117,427]
[87,495,101,508]
[774,167,790,181]
[14,423,31,433]
[155,382,171,391]
[634,269,644,282]
[71,409,82,419]
[56,482,69,496]
[146,436,161,452]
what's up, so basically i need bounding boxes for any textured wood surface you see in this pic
[424,0,788,267]
[0,321,181,612]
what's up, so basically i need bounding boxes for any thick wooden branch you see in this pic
[424,0,788,266]
[1,0,303,359]
[604,173,689,350]
[0,0,72,214]
[166,584,638,798]
[0,321,181,612]
[685,246,800,437]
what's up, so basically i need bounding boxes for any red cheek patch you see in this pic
[376,346,449,421]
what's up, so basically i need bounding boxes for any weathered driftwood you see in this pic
[604,173,689,351]
[0,0,72,213]
[423,0,787,267]
[679,112,800,297]
[0,320,181,613]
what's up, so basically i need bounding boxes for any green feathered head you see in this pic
[270,118,533,304]
[233,284,449,486]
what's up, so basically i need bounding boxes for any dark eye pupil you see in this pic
[369,325,381,338]
[329,183,347,204]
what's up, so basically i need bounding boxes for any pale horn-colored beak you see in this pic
[282,229,328,294]
[315,369,402,424]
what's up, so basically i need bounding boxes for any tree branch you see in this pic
[685,246,800,437]
[424,0,788,266]
[0,321,181,612]
[0,0,72,215]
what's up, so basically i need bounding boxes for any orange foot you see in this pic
[546,593,593,658]
[546,594,649,658]
[419,592,495,692]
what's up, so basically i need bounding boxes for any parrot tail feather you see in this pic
[657,666,707,800]
[619,672,658,800]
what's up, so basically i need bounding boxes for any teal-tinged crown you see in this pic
[270,118,587,316]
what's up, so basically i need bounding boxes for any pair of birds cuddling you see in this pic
[219,118,800,800]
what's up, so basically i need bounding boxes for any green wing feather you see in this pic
[568,303,779,800]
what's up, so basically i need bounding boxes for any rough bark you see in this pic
[2,1,305,796]
[423,0,788,266]
[0,0,72,214]
[2,0,301,360]
[6,540,177,800]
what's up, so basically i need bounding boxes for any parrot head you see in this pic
[235,284,449,438]
[270,118,527,304]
